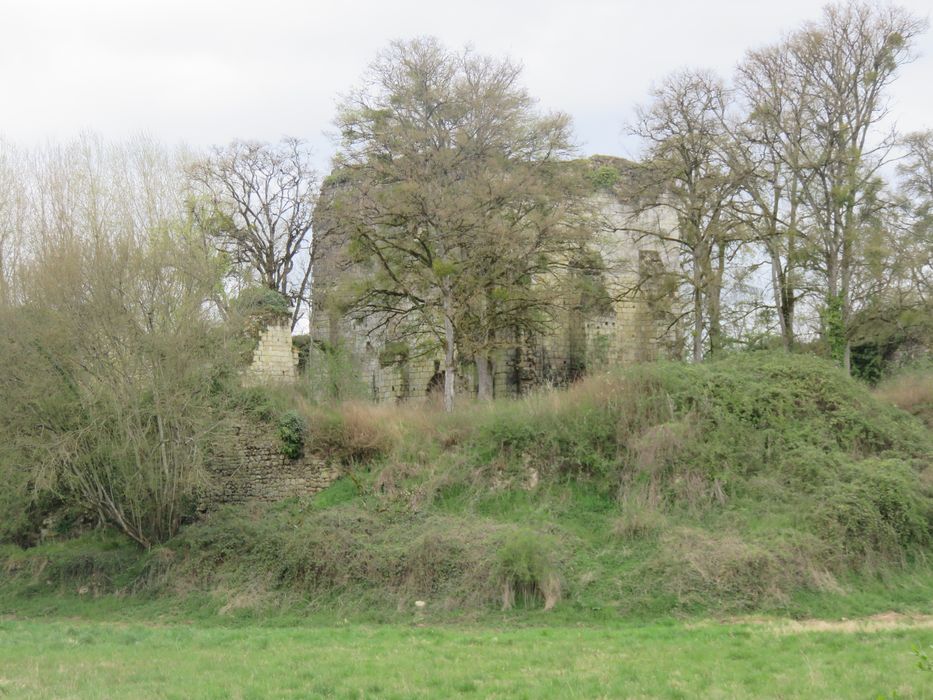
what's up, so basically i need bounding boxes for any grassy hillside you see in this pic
[2,352,931,622]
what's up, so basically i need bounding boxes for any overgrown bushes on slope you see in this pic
[2,353,931,618]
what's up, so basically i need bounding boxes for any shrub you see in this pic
[303,402,403,463]
[496,530,561,610]
[815,458,930,566]
[277,411,307,459]
[173,505,517,611]
[0,532,146,594]
[0,452,43,546]
[228,385,280,422]
[231,287,290,318]
[6,351,929,618]
[292,334,312,373]
[587,165,620,190]
[303,342,369,402]
[0,236,237,548]
[652,528,834,610]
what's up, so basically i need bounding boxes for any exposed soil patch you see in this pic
[713,612,933,634]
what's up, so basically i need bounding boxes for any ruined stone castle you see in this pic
[251,156,683,402]
[215,156,682,506]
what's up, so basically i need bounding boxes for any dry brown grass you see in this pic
[217,581,278,616]
[627,420,694,476]
[656,527,840,609]
[297,399,414,462]
[612,508,666,540]
[297,392,495,464]
[694,612,933,634]
[613,484,667,539]
[874,369,933,428]
[501,571,561,611]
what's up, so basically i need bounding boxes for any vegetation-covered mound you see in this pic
[2,353,931,620]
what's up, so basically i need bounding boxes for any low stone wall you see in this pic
[202,421,340,507]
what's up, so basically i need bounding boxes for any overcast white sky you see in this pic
[1,0,931,172]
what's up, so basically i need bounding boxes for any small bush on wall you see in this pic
[277,410,307,459]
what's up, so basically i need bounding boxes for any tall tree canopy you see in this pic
[330,37,592,409]
[627,1,927,371]
[628,70,742,362]
[188,138,318,330]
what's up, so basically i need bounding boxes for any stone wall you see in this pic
[247,321,299,383]
[202,421,340,507]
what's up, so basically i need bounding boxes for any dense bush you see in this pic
[168,502,539,611]
[0,231,239,549]
[231,287,290,318]
[816,458,931,565]
[277,411,307,459]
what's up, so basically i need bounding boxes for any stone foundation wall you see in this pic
[203,421,340,507]
[315,286,674,403]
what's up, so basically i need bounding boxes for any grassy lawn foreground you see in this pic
[0,617,931,699]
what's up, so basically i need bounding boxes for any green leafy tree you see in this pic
[330,37,591,408]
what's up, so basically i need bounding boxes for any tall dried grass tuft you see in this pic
[875,369,933,428]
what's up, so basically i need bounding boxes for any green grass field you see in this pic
[1,616,931,699]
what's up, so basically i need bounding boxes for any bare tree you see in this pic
[188,138,318,330]
[627,70,743,361]
[770,1,925,369]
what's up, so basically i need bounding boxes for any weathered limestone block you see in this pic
[246,322,299,383]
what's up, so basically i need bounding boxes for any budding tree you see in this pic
[0,137,235,548]
[754,1,925,368]
[896,130,933,305]
[330,37,589,409]
[735,43,815,350]
[628,70,743,362]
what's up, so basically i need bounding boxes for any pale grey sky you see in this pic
[1,0,931,170]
